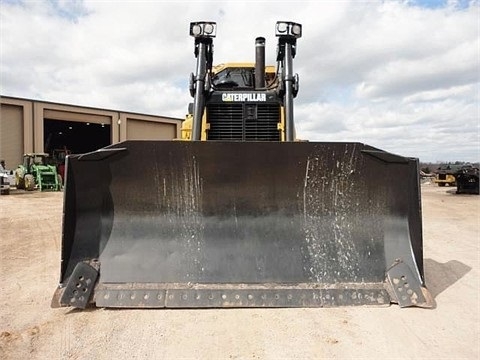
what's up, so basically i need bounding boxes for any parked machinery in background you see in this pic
[434,164,462,187]
[455,165,479,195]
[50,148,71,186]
[0,160,10,195]
[15,153,61,191]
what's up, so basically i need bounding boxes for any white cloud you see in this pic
[355,41,477,99]
[402,84,474,103]
[1,0,478,162]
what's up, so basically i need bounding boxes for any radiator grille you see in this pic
[207,103,281,141]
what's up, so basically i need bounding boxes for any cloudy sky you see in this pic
[1,0,478,162]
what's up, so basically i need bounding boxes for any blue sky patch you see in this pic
[1,0,25,5]
[46,0,90,23]
[406,0,474,10]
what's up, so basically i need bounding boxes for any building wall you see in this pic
[126,118,177,140]
[0,104,24,168]
[0,97,34,169]
[0,96,182,170]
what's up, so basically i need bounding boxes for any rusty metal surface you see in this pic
[56,141,428,308]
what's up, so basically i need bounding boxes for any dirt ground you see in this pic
[0,183,478,359]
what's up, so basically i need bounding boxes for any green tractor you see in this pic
[15,153,61,191]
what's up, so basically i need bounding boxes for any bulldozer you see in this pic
[15,153,61,191]
[51,21,434,309]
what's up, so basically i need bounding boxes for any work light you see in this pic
[275,21,302,38]
[190,22,217,38]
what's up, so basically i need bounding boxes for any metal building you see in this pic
[0,96,182,169]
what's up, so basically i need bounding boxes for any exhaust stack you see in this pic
[255,37,266,89]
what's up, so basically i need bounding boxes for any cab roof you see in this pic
[213,63,276,74]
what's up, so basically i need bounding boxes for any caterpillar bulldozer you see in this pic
[51,21,434,309]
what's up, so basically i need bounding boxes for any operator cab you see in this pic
[212,64,277,90]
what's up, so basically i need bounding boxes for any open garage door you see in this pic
[44,119,111,183]
[44,119,111,155]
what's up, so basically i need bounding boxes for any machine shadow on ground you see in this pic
[424,259,472,298]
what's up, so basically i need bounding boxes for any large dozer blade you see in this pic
[52,141,434,309]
